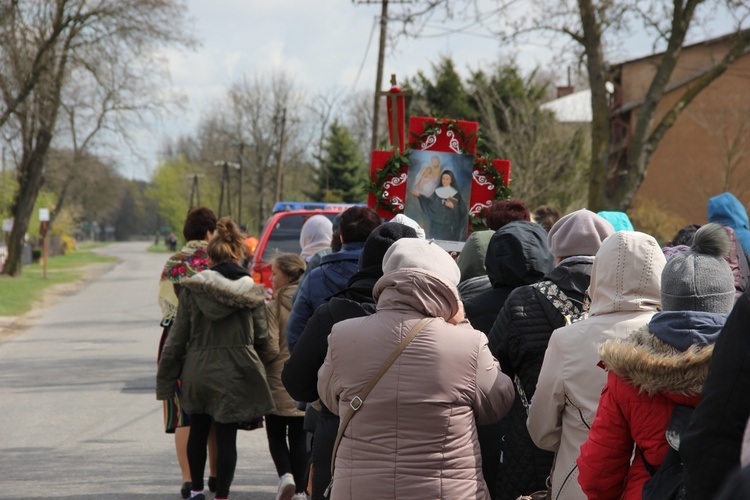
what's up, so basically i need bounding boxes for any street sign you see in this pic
[2,218,12,231]
[39,208,50,222]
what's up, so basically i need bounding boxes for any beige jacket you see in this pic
[318,268,515,500]
[527,231,665,500]
[264,282,305,417]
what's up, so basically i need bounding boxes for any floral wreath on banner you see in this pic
[368,150,410,214]
[470,155,512,231]
[368,118,511,217]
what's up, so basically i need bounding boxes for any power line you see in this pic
[353,16,379,91]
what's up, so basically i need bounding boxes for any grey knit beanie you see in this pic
[661,223,735,313]
[547,209,615,259]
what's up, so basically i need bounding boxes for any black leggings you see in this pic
[188,414,237,498]
[265,414,307,493]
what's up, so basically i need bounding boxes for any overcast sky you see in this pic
[113,0,740,181]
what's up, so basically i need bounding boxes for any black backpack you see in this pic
[638,404,694,500]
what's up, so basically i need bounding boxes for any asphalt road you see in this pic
[0,242,280,499]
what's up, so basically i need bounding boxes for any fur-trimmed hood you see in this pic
[599,326,714,397]
[183,269,265,320]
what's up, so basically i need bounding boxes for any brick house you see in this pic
[546,31,750,228]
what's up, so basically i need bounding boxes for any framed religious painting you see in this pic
[368,115,511,254]
[405,150,473,250]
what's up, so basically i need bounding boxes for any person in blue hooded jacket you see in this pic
[708,192,750,256]
[285,206,381,352]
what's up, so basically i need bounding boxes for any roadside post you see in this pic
[39,208,49,279]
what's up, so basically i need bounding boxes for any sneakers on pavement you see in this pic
[180,481,192,499]
[277,473,295,500]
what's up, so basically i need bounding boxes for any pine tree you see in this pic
[313,122,367,203]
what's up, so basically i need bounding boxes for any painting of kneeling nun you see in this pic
[407,151,471,243]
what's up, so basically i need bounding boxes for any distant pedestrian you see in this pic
[263,254,308,500]
[157,217,275,500]
[157,206,218,499]
[167,232,179,252]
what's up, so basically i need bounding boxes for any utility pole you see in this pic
[371,0,388,153]
[274,107,287,204]
[236,142,244,226]
[214,160,239,219]
[354,0,410,153]
[186,174,204,209]
[215,161,232,218]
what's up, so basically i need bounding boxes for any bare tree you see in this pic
[390,0,750,211]
[0,0,195,276]
[688,90,750,199]
[474,86,590,211]
[187,73,308,233]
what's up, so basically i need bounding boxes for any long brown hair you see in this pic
[273,253,306,284]
[207,217,247,265]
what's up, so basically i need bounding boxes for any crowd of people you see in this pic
[155,191,750,499]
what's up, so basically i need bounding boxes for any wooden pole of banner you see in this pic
[42,220,48,280]
[376,74,412,152]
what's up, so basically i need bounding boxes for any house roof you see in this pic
[543,29,750,121]
[611,28,750,68]
[540,89,592,123]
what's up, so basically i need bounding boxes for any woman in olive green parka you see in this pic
[157,217,275,500]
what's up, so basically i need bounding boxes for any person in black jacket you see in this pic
[681,291,750,499]
[464,220,555,499]
[487,209,614,500]
[281,222,418,500]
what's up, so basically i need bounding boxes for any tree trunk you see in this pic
[579,0,610,212]
[3,137,50,276]
[602,0,698,211]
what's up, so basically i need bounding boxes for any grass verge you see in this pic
[0,249,117,317]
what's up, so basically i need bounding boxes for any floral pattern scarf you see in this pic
[158,240,210,322]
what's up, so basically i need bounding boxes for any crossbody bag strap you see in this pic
[514,374,531,416]
[530,280,586,325]
[325,316,434,497]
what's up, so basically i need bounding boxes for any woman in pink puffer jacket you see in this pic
[318,238,515,499]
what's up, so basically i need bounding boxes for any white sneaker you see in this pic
[277,473,295,500]
[291,494,309,500]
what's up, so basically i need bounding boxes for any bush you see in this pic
[61,235,77,254]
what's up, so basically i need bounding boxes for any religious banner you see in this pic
[368,114,512,253]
